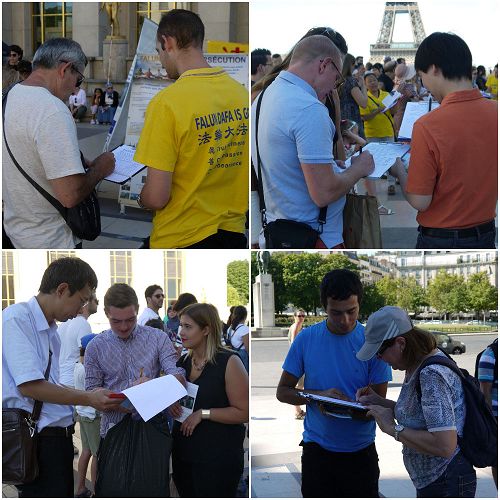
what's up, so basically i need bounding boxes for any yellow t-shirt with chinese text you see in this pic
[486,74,498,100]
[359,90,394,138]
[134,66,249,248]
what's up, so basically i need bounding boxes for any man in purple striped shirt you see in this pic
[85,283,185,438]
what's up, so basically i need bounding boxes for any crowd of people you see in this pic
[278,268,498,498]
[250,31,498,249]
[2,9,249,250]
[2,257,249,497]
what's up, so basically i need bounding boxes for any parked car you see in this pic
[431,332,466,354]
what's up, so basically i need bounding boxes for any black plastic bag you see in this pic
[95,413,172,497]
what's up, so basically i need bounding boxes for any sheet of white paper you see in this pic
[344,142,411,178]
[175,382,199,423]
[107,145,146,184]
[121,374,187,422]
[381,90,401,112]
[398,100,440,140]
[300,392,367,410]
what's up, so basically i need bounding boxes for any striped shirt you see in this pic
[478,346,498,417]
[84,324,185,437]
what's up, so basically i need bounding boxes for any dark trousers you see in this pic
[416,452,476,498]
[416,226,496,249]
[16,435,74,498]
[184,229,247,249]
[172,450,243,497]
[300,441,380,498]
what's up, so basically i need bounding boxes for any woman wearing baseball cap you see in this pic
[355,306,475,497]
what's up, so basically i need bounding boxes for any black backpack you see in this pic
[415,350,498,468]
[474,338,498,380]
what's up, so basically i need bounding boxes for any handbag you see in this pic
[254,87,327,249]
[2,350,52,485]
[2,88,101,241]
[343,192,382,248]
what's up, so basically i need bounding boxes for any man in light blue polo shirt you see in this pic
[277,269,392,497]
[251,35,375,248]
[2,257,121,497]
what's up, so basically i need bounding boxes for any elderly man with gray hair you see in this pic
[2,38,115,248]
[251,34,375,249]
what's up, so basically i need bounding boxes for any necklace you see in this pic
[192,357,207,371]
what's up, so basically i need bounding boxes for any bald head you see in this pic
[290,35,341,65]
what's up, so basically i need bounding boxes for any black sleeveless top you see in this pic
[172,350,246,462]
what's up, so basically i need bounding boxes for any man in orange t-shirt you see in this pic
[390,32,497,248]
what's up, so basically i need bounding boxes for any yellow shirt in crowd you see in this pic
[134,66,249,248]
[485,74,498,100]
[359,89,394,138]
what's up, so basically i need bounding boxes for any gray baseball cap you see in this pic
[356,306,413,361]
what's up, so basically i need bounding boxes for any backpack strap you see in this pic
[414,352,464,399]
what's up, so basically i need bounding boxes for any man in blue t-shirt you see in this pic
[277,269,392,497]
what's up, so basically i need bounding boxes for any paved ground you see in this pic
[251,334,498,498]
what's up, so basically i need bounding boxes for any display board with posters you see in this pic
[117,51,248,208]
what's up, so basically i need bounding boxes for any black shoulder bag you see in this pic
[2,350,52,485]
[2,88,101,242]
[255,87,327,249]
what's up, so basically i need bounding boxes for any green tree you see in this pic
[375,276,398,306]
[374,276,427,312]
[359,284,385,319]
[227,260,249,305]
[467,272,497,321]
[227,285,241,306]
[427,270,468,319]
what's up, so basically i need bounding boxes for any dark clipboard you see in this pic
[298,391,373,421]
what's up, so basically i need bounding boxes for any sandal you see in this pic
[378,205,393,215]
[295,410,306,420]
[75,488,92,498]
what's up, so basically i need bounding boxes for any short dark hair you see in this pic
[320,269,363,309]
[145,318,165,331]
[16,59,32,76]
[172,292,197,313]
[39,257,97,295]
[145,284,162,299]
[415,32,472,81]
[230,305,248,330]
[104,283,139,311]
[373,62,383,72]
[272,53,281,59]
[251,48,271,74]
[9,45,23,58]
[157,9,204,50]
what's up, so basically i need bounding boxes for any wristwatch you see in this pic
[201,409,211,420]
[394,423,405,441]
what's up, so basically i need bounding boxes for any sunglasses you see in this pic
[10,53,19,57]
[60,60,85,87]
[297,315,305,318]
[307,27,348,56]
[376,337,397,358]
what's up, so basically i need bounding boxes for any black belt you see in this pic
[419,220,495,239]
[39,424,75,438]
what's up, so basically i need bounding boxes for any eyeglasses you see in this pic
[153,294,165,299]
[320,58,346,89]
[76,291,90,308]
[376,338,396,359]
[60,60,85,87]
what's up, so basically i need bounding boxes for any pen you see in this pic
[401,148,411,161]
[428,96,432,112]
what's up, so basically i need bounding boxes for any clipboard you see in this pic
[106,145,147,185]
[298,391,372,420]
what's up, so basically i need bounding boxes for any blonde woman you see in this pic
[173,303,249,497]
[288,309,306,419]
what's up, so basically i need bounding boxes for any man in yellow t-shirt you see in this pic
[134,9,249,248]
[486,64,498,100]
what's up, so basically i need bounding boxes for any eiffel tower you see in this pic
[370,1,426,64]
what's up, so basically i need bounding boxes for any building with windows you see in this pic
[374,251,498,287]
[343,252,397,284]
[2,2,248,83]
[2,249,248,333]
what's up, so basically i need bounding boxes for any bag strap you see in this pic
[2,88,68,222]
[31,349,52,423]
[368,94,395,130]
[414,351,463,399]
[254,86,328,233]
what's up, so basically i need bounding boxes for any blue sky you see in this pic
[251,0,498,70]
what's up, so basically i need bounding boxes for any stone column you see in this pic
[253,274,275,328]
[102,38,128,82]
